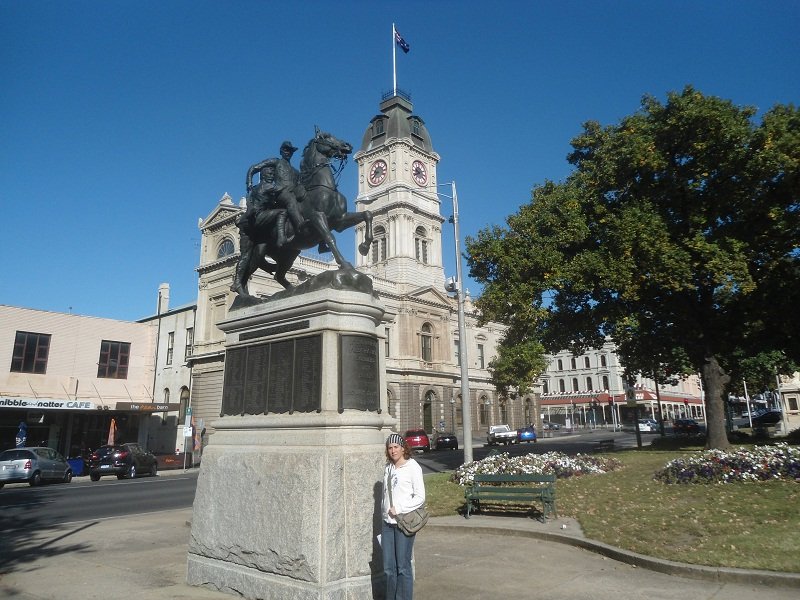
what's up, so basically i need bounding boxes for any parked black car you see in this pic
[673,419,701,435]
[433,432,458,450]
[752,410,782,426]
[87,443,158,481]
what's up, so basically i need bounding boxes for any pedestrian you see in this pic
[382,432,425,600]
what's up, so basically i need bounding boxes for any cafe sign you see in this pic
[0,397,98,411]
[115,402,180,412]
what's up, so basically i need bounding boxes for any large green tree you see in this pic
[467,87,800,450]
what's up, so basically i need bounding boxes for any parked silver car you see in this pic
[0,447,73,488]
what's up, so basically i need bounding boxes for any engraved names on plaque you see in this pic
[339,335,380,412]
[221,334,322,416]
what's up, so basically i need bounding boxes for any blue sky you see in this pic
[2,1,798,321]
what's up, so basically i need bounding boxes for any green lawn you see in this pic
[425,449,800,573]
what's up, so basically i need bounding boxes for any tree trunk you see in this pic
[701,355,731,450]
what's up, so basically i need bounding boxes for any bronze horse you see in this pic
[232,130,373,295]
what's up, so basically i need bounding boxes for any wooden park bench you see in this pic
[464,473,557,521]
[594,439,615,452]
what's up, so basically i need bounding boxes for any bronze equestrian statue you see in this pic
[230,130,373,296]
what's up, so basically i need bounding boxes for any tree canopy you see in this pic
[466,87,800,450]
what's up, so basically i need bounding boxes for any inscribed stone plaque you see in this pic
[292,336,322,412]
[221,347,247,416]
[243,343,270,415]
[267,340,293,414]
[339,335,380,412]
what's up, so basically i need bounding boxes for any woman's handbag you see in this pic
[395,506,429,536]
[387,465,429,536]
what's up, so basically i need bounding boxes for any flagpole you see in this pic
[392,23,397,96]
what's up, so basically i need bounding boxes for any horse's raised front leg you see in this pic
[333,210,373,256]
[307,210,353,270]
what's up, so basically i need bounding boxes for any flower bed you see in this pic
[654,443,800,484]
[451,451,622,486]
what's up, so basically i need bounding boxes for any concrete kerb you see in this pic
[426,516,800,590]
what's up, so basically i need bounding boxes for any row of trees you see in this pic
[466,87,799,449]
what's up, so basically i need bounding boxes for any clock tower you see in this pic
[354,92,444,290]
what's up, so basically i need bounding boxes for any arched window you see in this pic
[602,375,609,390]
[542,380,549,394]
[559,379,566,393]
[600,354,607,367]
[414,226,429,264]
[371,225,387,263]
[179,387,190,422]
[557,359,563,370]
[572,378,579,392]
[586,377,593,390]
[420,323,433,362]
[571,357,577,370]
[217,238,235,258]
[163,388,170,403]
[374,119,384,136]
[584,356,591,368]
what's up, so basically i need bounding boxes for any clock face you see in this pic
[368,159,388,186]
[412,160,428,186]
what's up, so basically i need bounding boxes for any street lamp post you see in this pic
[442,181,473,465]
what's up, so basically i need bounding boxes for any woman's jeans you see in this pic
[382,520,415,600]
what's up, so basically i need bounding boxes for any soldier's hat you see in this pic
[280,140,298,152]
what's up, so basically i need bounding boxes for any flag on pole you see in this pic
[394,29,410,53]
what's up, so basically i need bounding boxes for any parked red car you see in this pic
[403,429,430,452]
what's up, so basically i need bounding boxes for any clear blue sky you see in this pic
[2,1,798,321]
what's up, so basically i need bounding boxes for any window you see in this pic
[420,323,433,362]
[385,327,390,358]
[454,340,460,366]
[571,357,577,370]
[572,378,579,392]
[477,344,485,369]
[185,328,194,359]
[375,119,384,136]
[542,380,549,394]
[586,377,593,390]
[11,331,51,374]
[602,375,609,390]
[584,356,590,368]
[557,359,563,370]
[166,332,175,365]
[371,226,387,263]
[164,388,170,403]
[600,354,607,367]
[559,379,566,392]
[217,238,235,258]
[97,340,131,379]
[412,119,421,136]
[179,387,190,423]
[414,226,429,264]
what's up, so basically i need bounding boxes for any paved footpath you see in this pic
[1,501,797,600]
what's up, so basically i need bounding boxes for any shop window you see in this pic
[97,340,131,379]
[11,331,51,374]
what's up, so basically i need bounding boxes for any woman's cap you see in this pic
[386,433,404,447]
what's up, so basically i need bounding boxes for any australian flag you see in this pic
[395,29,410,53]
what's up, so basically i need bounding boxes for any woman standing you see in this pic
[382,432,426,600]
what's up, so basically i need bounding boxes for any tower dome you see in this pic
[359,93,434,153]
